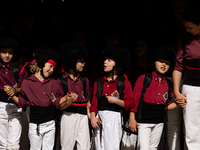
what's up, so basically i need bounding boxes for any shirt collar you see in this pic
[0,62,12,70]
[103,75,118,83]
[27,74,51,83]
[63,71,82,80]
[152,71,166,83]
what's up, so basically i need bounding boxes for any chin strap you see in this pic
[40,68,45,78]
[73,68,78,74]
[154,68,165,78]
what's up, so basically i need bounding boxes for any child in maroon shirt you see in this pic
[0,30,28,150]
[58,42,90,150]
[4,47,77,150]
[129,46,184,150]
[90,45,134,150]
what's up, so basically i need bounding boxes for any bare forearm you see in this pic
[172,70,182,96]
[59,96,67,105]
[59,96,72,110]
[115,99,125,108]
[91,112,96,119]
[11,96,19,104]
[59,101,71,110]
[15,87,21,94]
[129,112,136,120]
[167,102,179,110]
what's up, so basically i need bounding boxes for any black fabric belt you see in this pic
[97,96,122,112]
[0,90,15,104]
[30,106,55,124]
[184,59,200,86]
[137,102,165,123]
[64,106,87,115]
[30,106,55,136]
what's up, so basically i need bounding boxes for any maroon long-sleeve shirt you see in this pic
[57,71,89,104]
[18,74,64,109]
[0,62,28,89]
[130,71,173,113]
[90,75,134,114]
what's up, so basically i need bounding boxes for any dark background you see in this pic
[0,0,198,85]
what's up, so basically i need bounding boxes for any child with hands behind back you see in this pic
[90,46,134,150]
[128,46,185,150]
[4,47,77,150]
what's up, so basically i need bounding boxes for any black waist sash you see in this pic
[64,106,87,115]
[97,96,122,112]
[30,106,55,124]
[137,102,165,123]
[184,59,200,86]
[30,106,55,136]
[0,90,15,104]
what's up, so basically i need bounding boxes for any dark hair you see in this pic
[183,6,200,25]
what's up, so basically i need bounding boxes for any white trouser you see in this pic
[120,131,138,150]
[182,84,200,150]
[0,102,22,150]
[167,105,181,150]
[137,123,164,150]
[95,110,122,150]
[166,77,181,150]
[28,120,55,150]
[60,112,90,150]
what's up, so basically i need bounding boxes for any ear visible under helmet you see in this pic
[59,42,89,70]
[149,46,176,69]
[33,46,59,69]
[101,45,131,71]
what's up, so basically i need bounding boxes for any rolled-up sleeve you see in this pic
[53,80,65,109]
[130,75,144,113]
[90,81,98,114]
[18,81,29,108]
[123,79,134,111]
[174,36,184,72]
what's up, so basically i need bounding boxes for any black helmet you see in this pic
[149,46,176,68]
[33,46,59,68]
[101,45,131,71]
[59,42,89,69]
[0,30,19,49]
[0,30,20,58]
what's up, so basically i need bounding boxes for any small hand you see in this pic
[176,93,187,108]
[70,92,78,102]
[4,85,15,97]
[91,117,102,129]
[128,118,138,133]
[106,96,117,104]
[66,92,78,104]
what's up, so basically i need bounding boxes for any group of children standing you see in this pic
[0,30,185,150]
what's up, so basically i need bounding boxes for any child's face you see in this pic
[76,59,85,72]
[0,48,14,63]
[103,57,115,72]
[155,59,170,74]
[42,63,55,78]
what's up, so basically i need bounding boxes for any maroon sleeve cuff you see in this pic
[130,108,137,113]
[18,97,26,108]
[53,96,62,109]
[90,106,98,114]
